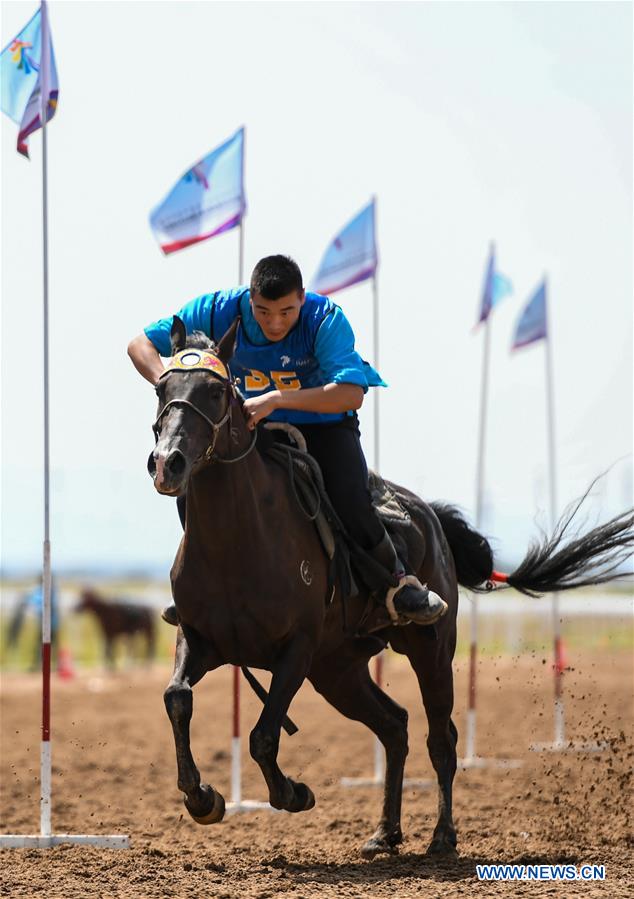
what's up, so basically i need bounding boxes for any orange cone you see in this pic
[57,646,75,680]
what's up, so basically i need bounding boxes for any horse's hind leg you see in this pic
[163,625,223,824]
[309,651,409,859]
[402,628,458,856]
[249,637,315,813]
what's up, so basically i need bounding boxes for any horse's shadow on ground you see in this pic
[260,851,582,886]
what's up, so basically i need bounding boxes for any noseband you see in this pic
[152,349,257,465]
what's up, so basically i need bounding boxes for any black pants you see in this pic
[177,415,385,551]
[296,415,384,550]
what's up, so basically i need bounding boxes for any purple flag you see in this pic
[310,199,377,295]
[512,280,548,350]
[150,127,246,255]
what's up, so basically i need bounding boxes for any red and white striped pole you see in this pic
[0,2,128,849]
[529,282,604,755]
[226,666,276,813]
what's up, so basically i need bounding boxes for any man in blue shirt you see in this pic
[128,255,446,627]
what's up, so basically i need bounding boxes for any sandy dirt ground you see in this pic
[1,648,632,898]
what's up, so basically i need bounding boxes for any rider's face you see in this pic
[250,290,305,342]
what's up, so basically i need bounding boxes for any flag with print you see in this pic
[0,1,59,157]
[475,243,513,326]
[512,280,548,350]
[150,127,246,255]
[310,199,378,295]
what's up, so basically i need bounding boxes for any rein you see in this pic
[152,351,257,465]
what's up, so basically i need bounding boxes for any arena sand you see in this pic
[1,648,632,898]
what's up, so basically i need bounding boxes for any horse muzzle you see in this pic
[148,447,190,496]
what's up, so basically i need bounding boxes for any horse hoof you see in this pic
[285,780,315,813]
[361,827,402,860]
[426,838,458,858]
[185,784,225,825]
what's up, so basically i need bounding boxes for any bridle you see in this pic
[152,349,257,465]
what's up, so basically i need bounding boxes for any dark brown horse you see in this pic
[148,316,633,858]
[76,588,156,669]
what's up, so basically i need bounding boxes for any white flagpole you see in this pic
[371,198,384,782]
[226,162,271,813]
[231,216,243,804]
[461,245,520,771]
[462,310,490,766]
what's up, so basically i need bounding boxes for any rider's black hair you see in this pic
[250,255,304,300]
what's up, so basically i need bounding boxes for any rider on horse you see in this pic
[128,254,446,627]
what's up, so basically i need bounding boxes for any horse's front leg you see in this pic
[249,636,315,813]
[164,624,223,824]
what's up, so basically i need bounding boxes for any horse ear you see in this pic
[170,316,187,355]
[216,316,240,364]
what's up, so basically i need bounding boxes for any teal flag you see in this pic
[475,244,513,326]
[0,2,59,157]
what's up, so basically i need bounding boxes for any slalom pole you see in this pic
[460,247,520,771]
[371,204,385,782]
[223,210,273,814]
[342,249,385,787]
[230,664,242,805]
[529,279,605,754]
[461,309,490,767]
[40,34,52,839]
[1,3,128,849]
[544,294,565,748]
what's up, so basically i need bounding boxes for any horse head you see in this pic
[148,315,243,496]
[76,587,99,612]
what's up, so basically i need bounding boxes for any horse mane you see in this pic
[183,330,216,351]
[181,330,245,403]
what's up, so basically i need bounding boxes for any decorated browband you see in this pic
[159,349,230,382]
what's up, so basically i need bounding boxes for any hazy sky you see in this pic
[1,0,632,574]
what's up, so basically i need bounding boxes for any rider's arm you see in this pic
[128,293,219,386]
[275,382,364,414]
[127,333,164,386]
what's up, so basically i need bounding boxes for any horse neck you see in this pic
[184,448,274,550]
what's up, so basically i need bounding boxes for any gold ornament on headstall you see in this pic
[160,349,230,382]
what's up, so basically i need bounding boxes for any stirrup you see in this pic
[385,576,448,626]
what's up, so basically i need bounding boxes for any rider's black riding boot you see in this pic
[370,530,448,626]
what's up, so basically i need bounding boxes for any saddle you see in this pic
[261,423,413,628]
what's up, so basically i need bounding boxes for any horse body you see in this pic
[150,318,632,858]
[172,457,329,669]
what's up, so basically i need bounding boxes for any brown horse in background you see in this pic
[147,316,633,859]
[76,588,156,669]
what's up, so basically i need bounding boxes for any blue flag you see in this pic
[0,2,59,157]
[512,280,548,350]
[475,244,513,326]
[150,127,246,255]
[310,199,378,295]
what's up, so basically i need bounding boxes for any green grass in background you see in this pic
[1,610,631,673]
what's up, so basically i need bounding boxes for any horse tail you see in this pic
[430,502,494,588]
[433,482,634,596]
